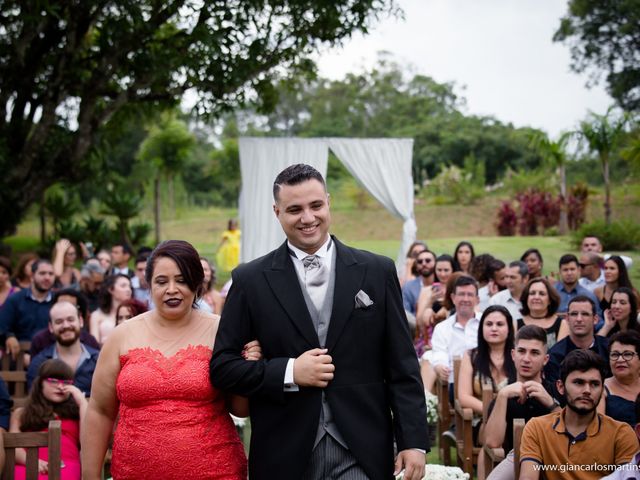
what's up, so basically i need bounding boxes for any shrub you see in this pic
[495,201,517,236]
[428,165,484,205]
[515,189,561,236]
[572,220,640,251]
[503,168,556,195]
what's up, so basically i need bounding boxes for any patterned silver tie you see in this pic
[302,255,328,311]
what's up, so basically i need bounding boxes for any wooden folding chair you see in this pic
[436,375,453,463]
[481,380,505,478]
[436,356,461,465]
[454,376,494,477]
[513,418,525,479]
[2,419,61,480]
[0,370,28,409]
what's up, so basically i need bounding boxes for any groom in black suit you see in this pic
[210,164,428,480]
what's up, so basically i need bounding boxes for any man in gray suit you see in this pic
[211,164,428,480]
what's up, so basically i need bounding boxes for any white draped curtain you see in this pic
[237,137,416,273]
[326,138,416,273]
[238,138,328,262]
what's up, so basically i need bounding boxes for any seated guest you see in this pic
[544,296,610,405]
[108,242,134,278]
[95,249,112,273]
[578,252,605,293]
[89,274,132,345]
[199,257,224,314]
[458,305,516,415]
[478,258,507,312]
[598,287,640,338]
[0,259,55,360]
[453,241,475,274]
[485,325,560,480]
[27,301,99,396]
[400,240,428,286]
[416,254,455,335]
[595,256,639,313]
[11,253,38,290]
[426,275,480,391]
[458,305,516,479]
[518,277,568,349]
[520,248,544,279]
[581,235,633,269]
[554,254,601,319]
[0,256,18,308]
[597,331,640,426]
[52,239,82,289]
[79,259,105,313]
[602,398,640,479]
[489,261,529,323]
[115,298,148,326]
[30,289,100,358]
[0,376,12,432]
[131,254,151,307]
[519,350,638,480]
[402,249,436,317]
[12,359,85,480]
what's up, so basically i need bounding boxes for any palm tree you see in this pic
[137,113,195,244]
[530,132,572,234]
[577,107,630,225]
[101,186,144,247]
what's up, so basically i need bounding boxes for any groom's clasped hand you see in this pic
[293,347,335,387]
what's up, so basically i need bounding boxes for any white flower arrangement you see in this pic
[396,464,470,480]
[425,391,438,424]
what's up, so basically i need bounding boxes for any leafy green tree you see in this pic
[235,56,545,187]
[137,114,195,244]
[577,107,631,224]
[554,0,640,111]
[0,0,395,238]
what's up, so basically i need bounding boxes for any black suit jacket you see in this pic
[210,237,428,480]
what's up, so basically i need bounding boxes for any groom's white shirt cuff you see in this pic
[284,358,299,391]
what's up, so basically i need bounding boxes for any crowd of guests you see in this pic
[0,239,234,478]
[0,230,637,479]
[402,235,640,479]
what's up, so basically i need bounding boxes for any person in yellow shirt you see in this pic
[216,219,241,272]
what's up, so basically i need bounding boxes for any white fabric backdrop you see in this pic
[238,138,328,262]
[238,137,416,274]
[326,138,416,273]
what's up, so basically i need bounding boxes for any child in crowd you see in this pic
[11,359,86,480]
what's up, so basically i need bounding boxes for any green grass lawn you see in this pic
[5,199,640,287]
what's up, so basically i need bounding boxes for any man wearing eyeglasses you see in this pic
[401,249,436,317]
[544,296,611,406]
[26,301,99,396]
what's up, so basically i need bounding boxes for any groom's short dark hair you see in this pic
[273,164,326,201]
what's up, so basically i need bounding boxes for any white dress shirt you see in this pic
[489,288,523,322]
[429,313,480,383]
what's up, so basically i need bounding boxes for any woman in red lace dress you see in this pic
[82,240,260,480]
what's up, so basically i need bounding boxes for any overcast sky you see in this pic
[313,0,612,137]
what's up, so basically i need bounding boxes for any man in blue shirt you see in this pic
[402,249,436,316]
[27,301,99,396]
[554,254,601,320]
[0,259,55,360]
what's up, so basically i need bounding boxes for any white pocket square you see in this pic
[355,289,374,309]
